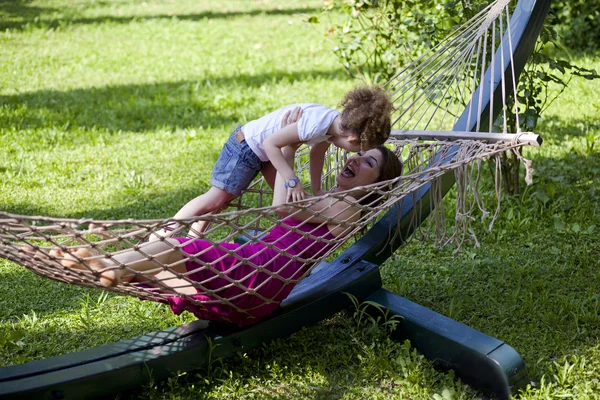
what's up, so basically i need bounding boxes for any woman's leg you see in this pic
[140,269,198,295]
[47,239,187,287]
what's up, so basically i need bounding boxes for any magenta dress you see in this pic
[167,218,335,326]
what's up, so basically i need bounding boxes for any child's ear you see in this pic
[347,133,359,143]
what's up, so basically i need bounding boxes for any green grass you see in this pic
[1,1,600,398]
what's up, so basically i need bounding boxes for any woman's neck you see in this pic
[329,185,364,200]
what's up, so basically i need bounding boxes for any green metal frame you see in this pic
[0,0,551,398]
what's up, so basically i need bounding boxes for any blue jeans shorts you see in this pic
[210,126,264,196]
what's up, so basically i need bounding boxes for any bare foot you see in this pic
[22,246,120,287]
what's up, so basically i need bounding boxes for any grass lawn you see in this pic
[1,0,600,398]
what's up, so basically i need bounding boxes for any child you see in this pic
[160,85,393,238]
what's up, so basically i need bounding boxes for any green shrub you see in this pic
[311,0,488,83]
[311,0,599,193]
[552,0,600,51]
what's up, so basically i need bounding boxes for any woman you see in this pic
[40,146,402,326]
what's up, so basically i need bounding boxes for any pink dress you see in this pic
[167,218,335,326]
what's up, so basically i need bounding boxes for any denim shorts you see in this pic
[210,126,264,196]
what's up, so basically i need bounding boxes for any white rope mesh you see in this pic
[0,137,534,322]
[0,0,538,325]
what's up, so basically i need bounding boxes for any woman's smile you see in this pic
[336,148,383,189]
[341,165,356,177]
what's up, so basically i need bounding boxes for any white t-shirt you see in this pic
[242,104,340,162]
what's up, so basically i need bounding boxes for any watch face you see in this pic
[287,178,297,188]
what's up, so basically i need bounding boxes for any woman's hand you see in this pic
[281,107,303,128]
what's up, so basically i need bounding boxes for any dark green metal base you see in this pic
[366,289,528,399]
[0,260,527,400]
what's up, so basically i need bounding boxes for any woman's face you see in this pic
[336,148,383,190]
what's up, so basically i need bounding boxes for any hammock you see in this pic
[0,0,541,326]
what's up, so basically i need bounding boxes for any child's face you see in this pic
[330,131,361,152]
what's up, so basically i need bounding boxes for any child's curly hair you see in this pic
[339,86,393,150]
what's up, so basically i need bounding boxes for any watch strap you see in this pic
[284,176,300,189]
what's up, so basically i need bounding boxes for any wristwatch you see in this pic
[284,176,300,189]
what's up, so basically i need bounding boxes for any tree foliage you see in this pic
[314,0,489,84]
[552,0,600,51]
[310,0,599,193]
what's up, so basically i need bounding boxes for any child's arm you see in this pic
[309,141,331,196]
[263,123,307,202]
[271,145,298,208]
[273,162,361,235]
[272,145,360,231]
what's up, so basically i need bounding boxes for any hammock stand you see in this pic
[0,0,550,398]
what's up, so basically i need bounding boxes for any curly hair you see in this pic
[339,86,393,150]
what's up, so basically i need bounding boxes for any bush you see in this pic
[552,0,600,51]
[311,0,488,84]
[311,0,599,193]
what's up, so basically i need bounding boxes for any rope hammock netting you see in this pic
[0,0,541,326]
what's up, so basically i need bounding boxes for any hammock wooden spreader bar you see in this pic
[391,130,543,146]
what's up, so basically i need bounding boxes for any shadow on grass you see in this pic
[0,263,96,319]
[0,0,58,29]
[0,69,345,136]
[0,301,187,369]
[0,2,320,31]
[537,114,600,142]
[0,185,202,219]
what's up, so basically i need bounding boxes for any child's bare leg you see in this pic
[149,186,235,241]
[148,223,187,242]
[187,210,220,238]
[177,187,234,237]
[261,162,277,190]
